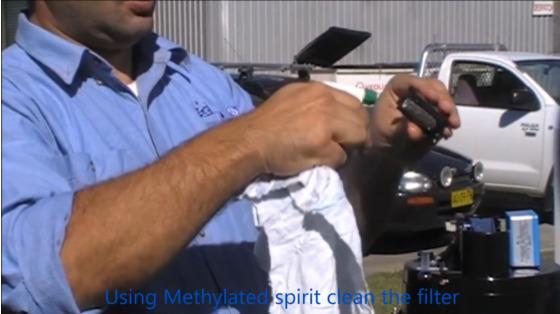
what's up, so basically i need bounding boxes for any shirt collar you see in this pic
[15,12,189,85]
[15,12,87,85]
[135,32,189,66]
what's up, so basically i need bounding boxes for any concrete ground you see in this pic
[363,224,555,275]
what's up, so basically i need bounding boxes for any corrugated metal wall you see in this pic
[153,0,206,57]
[555,0,560,54]
[2,1,556,62]
[3,0,28,50]
[155,0,555,64]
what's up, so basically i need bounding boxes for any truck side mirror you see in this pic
[510,89,538,111]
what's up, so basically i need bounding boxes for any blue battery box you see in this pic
[505,210,540,269]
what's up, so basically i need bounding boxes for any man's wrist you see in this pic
[363,125,409,170]
[224,113,271,176]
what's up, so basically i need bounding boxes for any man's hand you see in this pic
[243,81,372,176]
[368,74,461,165]
[236,75,460,251]
[243,75,459,176]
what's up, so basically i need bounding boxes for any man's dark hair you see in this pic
[27,0,34,12]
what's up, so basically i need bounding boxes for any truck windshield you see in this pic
[516,60,560,104]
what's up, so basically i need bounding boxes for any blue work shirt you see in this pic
[2,13,269,314]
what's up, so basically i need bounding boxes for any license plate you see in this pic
[451,188,474,208]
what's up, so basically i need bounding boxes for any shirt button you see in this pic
[95,80,103,85]
[199,230,206,237]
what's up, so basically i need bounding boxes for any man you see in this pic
[1,1,459,313]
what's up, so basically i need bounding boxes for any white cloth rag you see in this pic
[241,166,374,314]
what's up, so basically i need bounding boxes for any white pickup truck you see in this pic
[243,28,558,222]
[416,44,560,220]
[310,40,558,221]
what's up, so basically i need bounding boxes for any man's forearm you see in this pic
[60,116,264,309]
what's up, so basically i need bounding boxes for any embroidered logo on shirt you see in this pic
[194,101,214,118]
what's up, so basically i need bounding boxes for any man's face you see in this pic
[44,0,157,50]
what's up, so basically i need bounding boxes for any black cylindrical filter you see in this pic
[401,260,560,314]
[461,230,509,278]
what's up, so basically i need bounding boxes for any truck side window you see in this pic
[450,61,538,111]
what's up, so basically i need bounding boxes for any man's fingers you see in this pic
[327,105,370,148]
[406,77,461,130]
[327,87,363,110]
[407,123,425,141]
[406,76,444,104]
[305,81,364,110]
[427,79,460,129]
[320,82,371,148]
[323,84,370,131]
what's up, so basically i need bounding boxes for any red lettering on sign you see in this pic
[355,81,386,91]
[534,3,553,13]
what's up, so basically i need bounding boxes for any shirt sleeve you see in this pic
[1,84,99,314]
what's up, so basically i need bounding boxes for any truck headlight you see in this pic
[471,162,484,182]
[399,171,433,193]
[440,166,453,188]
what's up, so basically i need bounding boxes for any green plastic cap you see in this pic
[363,89,377,105]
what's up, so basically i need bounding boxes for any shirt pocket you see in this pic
[90,149,146,183]
[58,152,97,190]
[201,111,226,128]
[202,107,241,128]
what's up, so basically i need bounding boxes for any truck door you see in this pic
[437,60,546,193]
